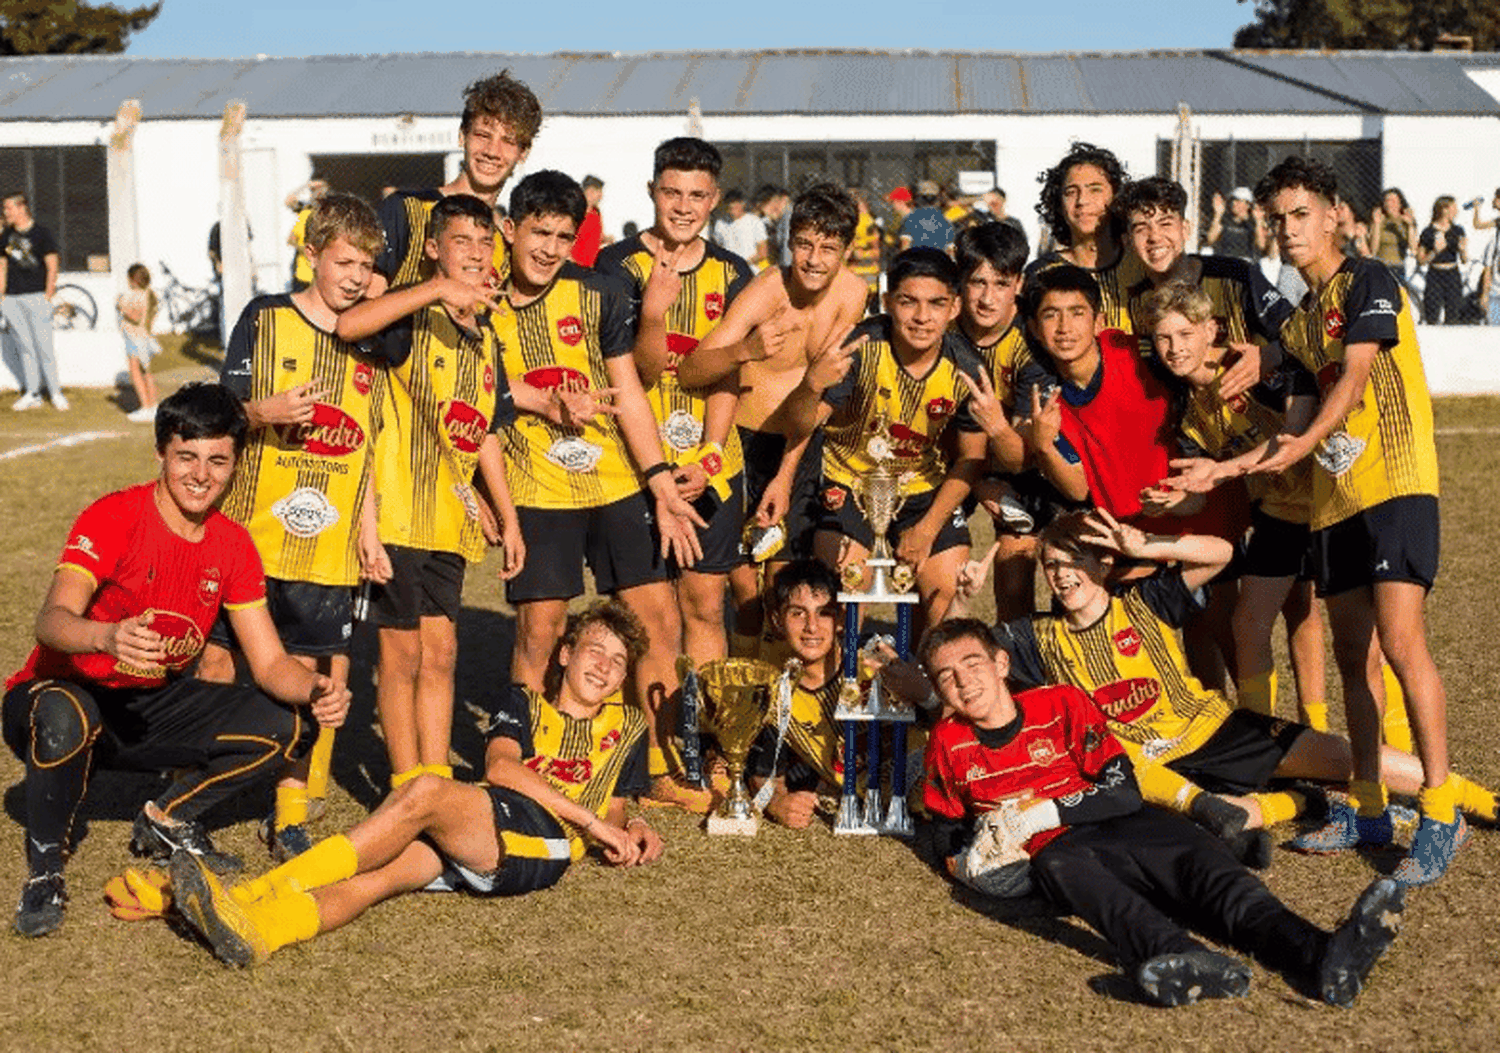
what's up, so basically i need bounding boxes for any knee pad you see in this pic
[30,687,98,765]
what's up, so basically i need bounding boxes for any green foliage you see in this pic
[1234,0,1500,51]
[0,0,162,56]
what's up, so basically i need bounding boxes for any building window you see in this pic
[0,146,108,271]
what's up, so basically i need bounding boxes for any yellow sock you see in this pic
[1348,779,1389,819]
[304,727,336,800]
[1419,773,1462,825]
[1299,700,1329,732]
[275,786,309,830]
[648,746,670,779]
[1135,764,1201,812]
[251,884,322,954]
[235,833,359,903]
[390,765,423,790]
[1235,670,1276,717]
[1250,790,1305,827]
[421,764,453,779]
[1451,773,1498,822]
[1381,665,1414,753]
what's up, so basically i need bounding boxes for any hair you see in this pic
[722,188,745,207]
[1379,187,1410,215]
[1022,262,1101,318]
[787,182,859,245]
[989,186,1007,200]
[1254,155,1338,208]
[652,137,722,182]
[954,221,1029,282]
[126,262,158,328]
[1431,195,1457,223]
[1037,510,1112,565]
[3,191,28,210]
[427,193,496,242]
[753,183,786,209]
[914,189,940,208]
[1116,177,1188,222]
[768,559,842,616]
[888,247,960,295]
[1036,143,1127,247]
[1137,279,1213,334]
[543,598,649,698]
[126,262,151,288]
[581,175,604,191]
[917,617,1001,670]
[154,382,249,455]
[508,170,586,228]
[460,69,542,147]
[305,192,384,257]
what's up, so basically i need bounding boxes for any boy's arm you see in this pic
[617,241,684,390]
[227,604,351,725]
[34,568,161,666]
[1251,341,1377,477]
[1017,386,1088,501]
[335,276,495,343]
[476,432,524,580]
[959,366,1026,473]
[676,276,789,389]
[1076,507,1233,592]
[483,736,642,863]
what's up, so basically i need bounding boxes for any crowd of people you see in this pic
[5,68,1492,1011]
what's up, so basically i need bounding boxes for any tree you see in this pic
[0,1,162,55]
[1234,0,1500,51]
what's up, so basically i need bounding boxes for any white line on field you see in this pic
[1436,427,1500,435]
[0,430,129,461]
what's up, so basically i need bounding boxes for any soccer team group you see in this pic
[3,68,1492,1009]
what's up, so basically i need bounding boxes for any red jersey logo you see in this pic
[278,403,366,457]
[556,316,583,346]
[139,610,206,670]
[352,362,374,396]
[704,292,724,320]
[1324,308,1346,339]
[599,728,621,752]
[889,422,929,458]
[1093,678,1163,724]
[926,397,954,419]
[1027,738,1058,767]
[527,755,592,785]
[483,364,495,394]
[1113,627,1143,657]
[665,332,700,374]
[523,365,590,393]
[1227,393,1249,414]
[700,450,723,476]
[442,400,489,454]
[197,568,222,607]
[823,486,846,511]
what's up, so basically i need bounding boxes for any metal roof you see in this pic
[0,48,1494,121]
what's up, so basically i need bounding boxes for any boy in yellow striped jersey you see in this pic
[489,170,707,810]
[202,194,391,859]
[367,70,541,300]
[171,600,663,968]
[335,194,524,793]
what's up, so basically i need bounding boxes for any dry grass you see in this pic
[1,363,1497,1053]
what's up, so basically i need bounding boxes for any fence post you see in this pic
[107,99,141,297]
[219,101,253,348]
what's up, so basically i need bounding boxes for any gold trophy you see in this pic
[697,657,797,835]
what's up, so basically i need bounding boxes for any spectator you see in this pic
[1417,195,1467,325]
[981,187,1027,238]
[1468,189,1500,325]
[284,177,329,292]
[1,192,65,411]
[1204,187,1264,263]
[117,263,161,422]
[753,184,791,267]
[713,189,768,269]
[1367,188,1419,307]
[571,175,605,267]
[898,179,955,252]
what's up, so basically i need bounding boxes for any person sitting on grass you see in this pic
[170,599,664,967]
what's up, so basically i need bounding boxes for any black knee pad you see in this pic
[287,707,318,758]
[30,687,99,765]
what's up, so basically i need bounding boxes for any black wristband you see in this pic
[642,462,671,482]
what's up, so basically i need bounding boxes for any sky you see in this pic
[127,0,1254,58]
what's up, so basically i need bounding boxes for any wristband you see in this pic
[642,462,671,483]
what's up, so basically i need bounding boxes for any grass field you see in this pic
[1,346,1498,1052]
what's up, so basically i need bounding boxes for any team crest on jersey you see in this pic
[665,332,699,373]
[527,755,592,785]
[926,397,954,419]
[545,436,603,473]
[1324,308,1346,339]
[1093,677,1162,724]
[1027,738,1058,766]
[65,534,96,560]
[599,727,621,752]
[115,609,204,678]
[556,316,584,346]
[704,292,724,320]
[823,486,846,511]
[660,409,703,452]
[523,365,589,392]
[443,400,489,454]
[277,403,365,457]
[197,568,222,607]
[352,362,374,396]
[271,487,341,538]
[1316,430,1365,477]
[1113,627,1142,657]
[1227,392,1249,414]
[483,364,495,394]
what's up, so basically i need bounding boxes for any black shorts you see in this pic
[505,491,670,603]
[1312,495,1439,598]
[1238,507,1312,581]
[208,577,353,657]
[677,472,745,577]
[1166,709,1306,795]
[740,426,821,561]
[429,785,571,897]
[815,482,971,558]
[373,547,466,629]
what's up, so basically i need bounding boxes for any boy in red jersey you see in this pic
[2,384,350,937]
[920,618,1404,1009]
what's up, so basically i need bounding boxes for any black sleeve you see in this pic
[490,356,516,429]
[1136,567,1206,629]
[996,617,1047,691]
[930,814,976,861]
[374,193,412,280]
[596,276,638,358]
[614,735,650,798]
[724,255,753,307]
[219,303,261,398]
[481,684,534,756]
[1342,261,1402,348]
[372,314,416,370]
[1053,755,1142,827]
[1243,261,1291,339]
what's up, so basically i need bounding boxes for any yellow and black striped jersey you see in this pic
[495,263,644,510]
[1005,569,1233,768]
[1124,254,1291,359]
[595,235,752,476]
[372,300,511,562]
[1026,247,1144,334]
[821,317,984,495]
[485,685,649,861]
[950,320,1031,412]
[220,293,390,587]
[375,188,509,288]
[1278,257,1439,529]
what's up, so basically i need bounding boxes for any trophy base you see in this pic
[707,812,760,836]
[880,797,915,839]
[834,793,878,835]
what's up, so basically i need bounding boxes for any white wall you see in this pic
[1383,115,1500,229]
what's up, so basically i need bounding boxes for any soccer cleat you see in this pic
[259,815,314,864]
[1317,877,1405,1007]
[169,850,268,967]
[642,774,714,814]
[1288,800,1394,855]
[130,809,242,875]
[1391,814,1468,887]
[1135,949,1252,1007]
[10,392,42,412]
[14,872,66,937]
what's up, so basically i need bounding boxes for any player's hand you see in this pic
[625,816,664,864]
[552,385,620,429]
[752,473,793,527]
[592,819,642,867]
[895,520,938,571]
[867,639,932,708]
[744,304,800,363]
[803,326,864,394]
[1017,385,1062,450]
[1163,456,1226,495]
[958,368,1010,440]
[499,515,526,581]
[476,494,501,544]
[1249,431,1314,476]
[1077,507,1149,559]
[1138,484,1189,515]
[956,539,1001,601]
[764,788,817,829]
[436,276,499,322]
[103,613,165,666]
[358,532,393,585]
[673,462,708,502]
[1215,342,1267,403]
[308,674,351,729]
[259,381,327,426]
[641,241,685,321]
[650,485,707,567]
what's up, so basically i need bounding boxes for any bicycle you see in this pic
[157,260,220,337]
[51,282,98,330]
